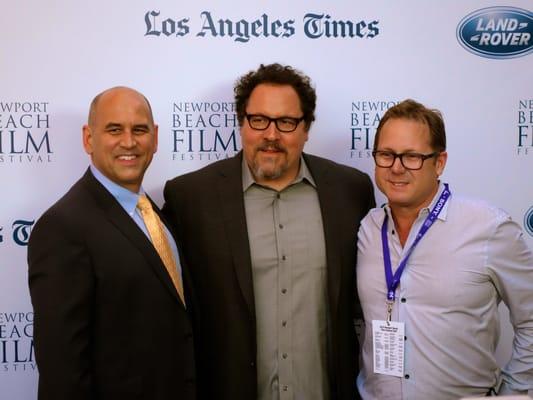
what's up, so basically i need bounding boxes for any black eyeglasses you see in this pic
[245,113,305,133]
[372,150,439,170]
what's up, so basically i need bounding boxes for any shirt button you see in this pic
[282,255,286,261]
[276,193,281,199]
[281,288,287,294]
[404,336,407,341]
[401,298,406,303]
[282,353,288,359]
[279,223,284,229]
[282,321,287,327]
[283,385,288,391]
[404,374,410,379]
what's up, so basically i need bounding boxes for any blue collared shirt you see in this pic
[90,165,183,280]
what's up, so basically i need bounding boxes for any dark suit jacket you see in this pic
[163,152,375,400]
[28,169,196,400]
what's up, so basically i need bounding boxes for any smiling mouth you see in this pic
[117,155,137,161]
[258,145,285,154]
[389,181,408,187]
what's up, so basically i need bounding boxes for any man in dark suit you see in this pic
[28,86,196,400]
[163,64,375,400]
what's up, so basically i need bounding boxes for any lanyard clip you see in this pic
[386,300,394,323]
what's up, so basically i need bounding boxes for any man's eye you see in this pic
[279,118,295,125]
[404,153,421,161]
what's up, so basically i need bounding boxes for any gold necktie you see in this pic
[137,194,185,305]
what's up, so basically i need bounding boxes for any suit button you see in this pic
[184,331,193,339]
[250,361,255,367]
[404,374,410,379]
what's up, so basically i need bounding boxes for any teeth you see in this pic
[118,155,136,160]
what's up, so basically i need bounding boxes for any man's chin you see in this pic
[253,163,285,181]
[256,169,282,181]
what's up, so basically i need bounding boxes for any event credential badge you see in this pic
[372,320,405,377]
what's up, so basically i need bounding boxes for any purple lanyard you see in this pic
[381,184,451,302]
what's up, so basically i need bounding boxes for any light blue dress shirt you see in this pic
[357,182,533,399]
[90,165,183,279]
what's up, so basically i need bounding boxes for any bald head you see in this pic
[82,86,158,193]
[87,86,154,128]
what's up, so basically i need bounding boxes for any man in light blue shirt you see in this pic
[357,99,533,399]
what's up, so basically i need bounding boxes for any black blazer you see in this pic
[28,169,196,400]
[163,152,375,400]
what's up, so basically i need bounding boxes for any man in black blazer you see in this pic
[163,64,375,400]
[28,87,196,400]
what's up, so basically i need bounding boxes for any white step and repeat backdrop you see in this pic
[1,1,532,398]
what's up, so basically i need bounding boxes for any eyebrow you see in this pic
[378,147,422,153]
[103,123,150,130]
[104,123,122,130]
[248,113,303,119]
[132,124,150,130]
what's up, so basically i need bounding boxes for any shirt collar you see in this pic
[90,165,144,216]
[241,155,316,192]
[382,181,450,223]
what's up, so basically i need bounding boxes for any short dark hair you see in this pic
[374,99,446,152]
[234,63,316,130]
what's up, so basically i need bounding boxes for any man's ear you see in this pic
[436,151,447,177]
[82,124,93,155]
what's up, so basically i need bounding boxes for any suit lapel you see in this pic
[81,169,183,306]
[217,154,256,319]
[304,155,342,321]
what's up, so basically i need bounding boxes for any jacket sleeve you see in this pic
[28,210,95,400]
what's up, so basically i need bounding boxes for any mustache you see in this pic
[256,142,287,153]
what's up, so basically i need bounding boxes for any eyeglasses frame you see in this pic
[372,150,440,170]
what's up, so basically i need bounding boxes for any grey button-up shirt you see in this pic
[242,157,330,400]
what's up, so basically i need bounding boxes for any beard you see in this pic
[250,142,288,181]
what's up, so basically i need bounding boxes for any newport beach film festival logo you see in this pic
[0,101,53,164]
[144,11,380,42]
[171,101,240,162]
[0,311,35,372]
[457,6,533,59]
[518,99,533,156]
[350,100,397,159]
